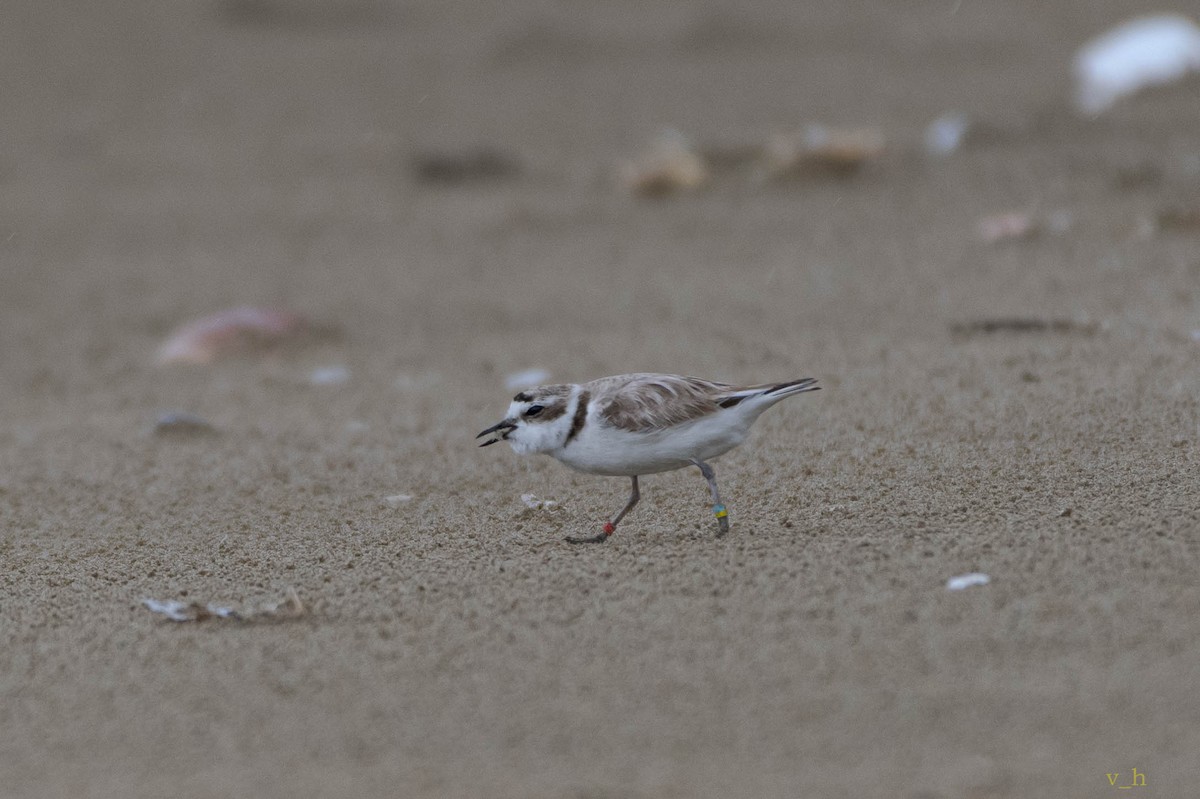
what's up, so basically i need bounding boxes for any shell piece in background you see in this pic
[949,317,1096,338]
[505,368,552,392]
[620,130,708,197]
[946,573,990,591]
[142,589,305,623]
[764,125,885,179]
[976,211,1038,243]
[142,598,239,622]
[520,493,559,511]
[309,365,350,386]
[1074,15,1200,115]
[924,113,970,157]
[976,209,1072,244]
[156,307,308,365]
[153,411,218,437]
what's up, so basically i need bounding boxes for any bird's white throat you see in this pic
[506,387,582,456]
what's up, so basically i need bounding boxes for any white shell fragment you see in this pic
[309,365,350,385]
[1074,15,1200,115]
[946,573,991,591]
[142,589,305,623]
[384,493,414,506]
[505,368,552,392]
[142,598,238,622]
[924,113,970,156]
[520,493,559,511]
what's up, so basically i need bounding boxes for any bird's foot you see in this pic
[564,532,609,545]
[564,521,614,545]
[713,504,729,537]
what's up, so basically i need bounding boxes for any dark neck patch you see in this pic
[564,390,590,445]
[533,399,568,423]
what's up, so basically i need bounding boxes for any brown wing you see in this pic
[591,373,734,433]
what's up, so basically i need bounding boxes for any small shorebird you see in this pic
[477,373,820,543]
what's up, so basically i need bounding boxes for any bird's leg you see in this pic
[565,476,640,545]
[691,459,729,536]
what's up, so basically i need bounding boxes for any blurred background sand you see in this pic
[1,1,1199,796]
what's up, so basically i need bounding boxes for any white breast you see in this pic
[550,409,754,476]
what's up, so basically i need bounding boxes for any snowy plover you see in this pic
[477,373,820,543]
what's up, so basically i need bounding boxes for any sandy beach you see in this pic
[2,1,1199,796]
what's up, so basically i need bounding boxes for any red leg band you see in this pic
[603,522,615,536]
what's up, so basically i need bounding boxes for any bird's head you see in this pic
[477,384,576,455]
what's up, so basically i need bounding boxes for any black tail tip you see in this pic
[767,378,820,394]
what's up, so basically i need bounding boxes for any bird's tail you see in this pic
[717,378,820,408]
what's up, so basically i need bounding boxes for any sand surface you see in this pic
[3,1,1199,796]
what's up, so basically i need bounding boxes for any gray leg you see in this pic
[691,459,729,536]
[565,476,640,545]
[610,475,641,528]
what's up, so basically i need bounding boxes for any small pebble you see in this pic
[411,148,521,185]
[521,493,558,511]
[620,130,708,197]
[384,494,414,506]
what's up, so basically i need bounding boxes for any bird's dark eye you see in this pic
[524,404,544,417]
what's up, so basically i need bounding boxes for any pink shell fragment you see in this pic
[976,212,1037,243]
[156,307,307,365]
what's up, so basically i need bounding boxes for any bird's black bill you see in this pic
[476,420,516,447]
